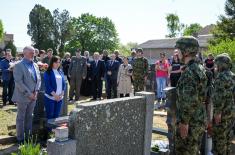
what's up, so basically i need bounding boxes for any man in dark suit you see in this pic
[106,53,120,99]
[91,52,105,100]
[114,50,123,64]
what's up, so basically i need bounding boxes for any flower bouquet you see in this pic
[37,62,48,72]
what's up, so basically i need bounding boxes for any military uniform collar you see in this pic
[186,59,196,66]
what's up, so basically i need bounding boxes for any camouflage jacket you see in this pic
[212,70,235,120]
[132,57,149,77]
[176,59,208,124]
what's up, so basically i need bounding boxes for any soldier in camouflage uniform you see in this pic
[132,48,149,93]
[68,49,87,101]
[212,53,235,155]
[174,36,208,155]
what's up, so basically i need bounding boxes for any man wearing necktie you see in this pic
[91,52,105,100]
[80,51,92,97]
[106,53,120,99]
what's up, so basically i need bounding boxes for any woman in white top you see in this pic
[117,57,133,97]
[44,56,66,122]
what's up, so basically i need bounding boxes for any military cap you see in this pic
[136,48,143,54]
[175,36,199,56]
[215,53,232,70]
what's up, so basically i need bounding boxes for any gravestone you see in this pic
[69,92,155,155]
[47,138,76,155]
[164,87,176,155]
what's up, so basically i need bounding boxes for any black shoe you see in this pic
[157,98,161,103]
[9,101,14,105]
[69,98,73,102]
[3,102,6,106]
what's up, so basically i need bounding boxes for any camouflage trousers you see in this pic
[133,77,145,93]
[212,119,233,155]
[175,124,205,155]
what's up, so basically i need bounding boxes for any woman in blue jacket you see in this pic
[44,56,65,121]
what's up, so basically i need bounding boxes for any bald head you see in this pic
[23,46,35,61]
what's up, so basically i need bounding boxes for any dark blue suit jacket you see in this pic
[106,60,120,80]
[44,69,66,96]
[0,59,12,81]
[91,60,105,80]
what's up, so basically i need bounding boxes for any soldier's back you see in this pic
[176,60,207,123]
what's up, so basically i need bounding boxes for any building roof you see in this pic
[198,24,215,36]
[3,33,14,42]
[138,35,213,49]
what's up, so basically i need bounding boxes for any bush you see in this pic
[205,39,235,62]
[12,136,47,155]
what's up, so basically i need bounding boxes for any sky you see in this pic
[0,0,226,47]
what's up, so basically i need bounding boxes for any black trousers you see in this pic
[170,74,181,87]
[107,78,117,99]
[92,78,103,99]
[2,79,14,105]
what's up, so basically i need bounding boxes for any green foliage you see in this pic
[117,42,138,56]
[151,144,159,152]
[27,4,55,52]
[69,13,119,54]
[206,39,235,62]
[166,13,184,38]
[11,136,47,155]
[52,9,73,55]
[28,5,119,55]
[225,0,235,18]
[64,39,81,56]
[0,19,3,41]
[210,0,235,45]
[183,23,202,36]
[4,41,17,57]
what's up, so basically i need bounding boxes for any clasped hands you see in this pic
[29,91,38,101]
[178,123,189,139]
[52,91,64,102]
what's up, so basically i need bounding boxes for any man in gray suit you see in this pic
[12,46,41,143]
[68,49,87,101]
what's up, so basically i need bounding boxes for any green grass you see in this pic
[0,105,17,136]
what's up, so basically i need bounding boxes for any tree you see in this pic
[52,9,73,55]
[206,39,235,62]
[70,13,119,54]
[64,39,81,56]
[117,42,138,56]
[166,13,184,38]
[0,19,3,41]
[27,4,54,52]
[211,0,235,44]
[4,41,17,57]
[183,23,202,36]
[225,0,235,18]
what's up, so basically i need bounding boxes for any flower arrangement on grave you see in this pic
[37,62,48,72]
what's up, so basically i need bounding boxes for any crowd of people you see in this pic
[0,36,234,154]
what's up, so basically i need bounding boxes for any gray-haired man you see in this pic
[12,46,41,143]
